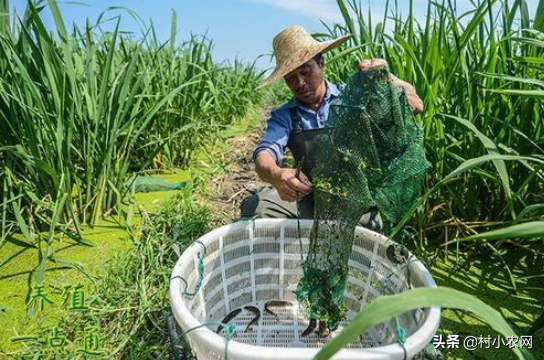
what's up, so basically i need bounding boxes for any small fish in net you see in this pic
[296,65,431,332]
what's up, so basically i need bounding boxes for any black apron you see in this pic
[286,106,330,179]
[241,103,383,231]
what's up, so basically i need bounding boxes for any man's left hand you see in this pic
[358,59,424,114]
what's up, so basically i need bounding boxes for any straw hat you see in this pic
[257,25,352,89]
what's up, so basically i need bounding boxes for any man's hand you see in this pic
[255,151,313,202]
[271,168,312,202]
[358,59,424,114]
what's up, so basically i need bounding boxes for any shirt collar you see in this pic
[327,81,341,98]
[286,80,340,109]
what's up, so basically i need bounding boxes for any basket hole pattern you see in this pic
[179,223,429,353]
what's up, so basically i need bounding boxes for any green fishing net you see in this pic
[296,66,431,330]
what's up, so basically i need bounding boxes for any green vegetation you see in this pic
[324,0,544,226]
[1,188,213,359]
[317,287,529,360]
[0,1,263,357]
[315,0,544,356]
[53,190,213,359]
[0,0,263,238]
[1,0,543,359]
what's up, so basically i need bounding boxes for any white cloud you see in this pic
[246,0,343,23]
[414,0,540,15]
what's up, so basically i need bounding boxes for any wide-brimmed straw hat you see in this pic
[257,25,352,89]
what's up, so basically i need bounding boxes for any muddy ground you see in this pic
[197,121,267,223]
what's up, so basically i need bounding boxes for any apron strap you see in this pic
[289,107,302,134]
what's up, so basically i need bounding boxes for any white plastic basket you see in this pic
[169,219,440,360]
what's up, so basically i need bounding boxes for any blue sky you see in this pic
[9,0,541,71]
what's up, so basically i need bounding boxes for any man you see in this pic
[241,25,423,232]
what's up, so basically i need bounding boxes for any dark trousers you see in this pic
[240,186,383,233]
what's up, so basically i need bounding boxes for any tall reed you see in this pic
[0,0,262,246]
[322,0,544,227]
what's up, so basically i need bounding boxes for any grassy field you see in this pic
[0,0,263,236]
[2,115,541,359]
[1,0,544,359]
[0,106,265,358]
[323,0,544,227]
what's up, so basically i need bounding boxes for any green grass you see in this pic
[0,2,265,320]
[0,188,213,359]
[322,0,544,224]
[1,0,543,358]
[0,104,263,358]
[0,0,264,241]
[430,249,544,359]
[0,169,193,353]
[0,223,130,353]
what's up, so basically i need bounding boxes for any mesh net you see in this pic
[296,66,431,330]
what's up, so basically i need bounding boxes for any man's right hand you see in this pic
[255,151,313,202]
[271,168,312,202]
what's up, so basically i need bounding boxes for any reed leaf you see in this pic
[315,287,530,360]
[459,221,544,241]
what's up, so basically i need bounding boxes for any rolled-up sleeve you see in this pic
[252,108,291,165]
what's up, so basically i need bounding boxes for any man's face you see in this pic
[284,57,325,105]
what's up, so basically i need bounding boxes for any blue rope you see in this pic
[174,321,238,360]
[222,322,237,360]
[383,267,408,360]
[395,316,408,360]
[170,241,207,298]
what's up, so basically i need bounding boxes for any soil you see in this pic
[197,117,268,223]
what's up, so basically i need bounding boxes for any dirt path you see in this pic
[197,114,269,223]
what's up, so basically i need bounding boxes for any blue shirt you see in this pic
[253,81,342,164]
